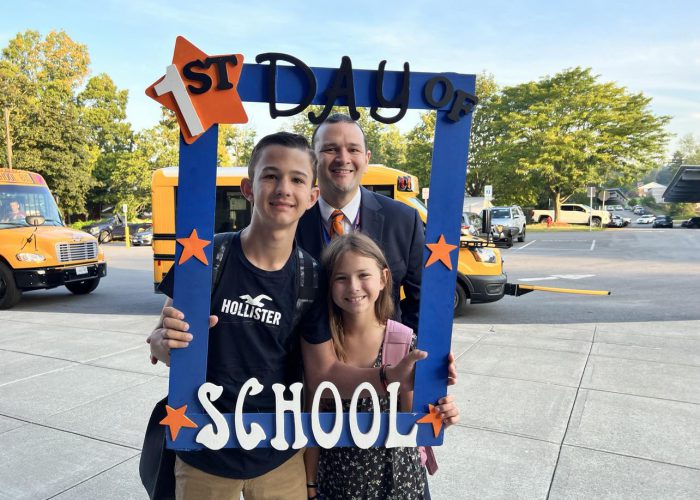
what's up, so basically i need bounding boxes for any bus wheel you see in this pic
[454,283,468,317]
[66,277,100,295]
[0,262,22,309]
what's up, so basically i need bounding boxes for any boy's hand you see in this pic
[386,349,427,391]
[436,394,460,428]
[147,306,218,366]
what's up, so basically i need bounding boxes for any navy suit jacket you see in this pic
[296,187,424,331]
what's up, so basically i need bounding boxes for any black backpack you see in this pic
[139,232,319,500]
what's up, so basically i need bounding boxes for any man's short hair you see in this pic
[311,113,367,150]
[248,131,318,185]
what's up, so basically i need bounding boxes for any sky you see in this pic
[3,0,699,157]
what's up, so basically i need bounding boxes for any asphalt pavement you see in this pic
[1,238,699,499]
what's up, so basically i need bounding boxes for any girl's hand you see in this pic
[436,394,460,428]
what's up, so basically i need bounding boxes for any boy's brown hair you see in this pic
[247,131,318,184]
[321,233,394,361]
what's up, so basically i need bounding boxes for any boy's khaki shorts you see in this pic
[174,450,306,500]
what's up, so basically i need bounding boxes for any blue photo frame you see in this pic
[149,39,475,450]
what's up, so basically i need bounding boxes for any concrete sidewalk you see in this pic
[1,314,699,499]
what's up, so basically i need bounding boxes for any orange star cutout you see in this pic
[425,234,457,270]
[416,404,444,438]
[160,404,198,441]
[145,36,248,143]
[177,228,210,265]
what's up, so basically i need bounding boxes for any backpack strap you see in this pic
[381,319,413,366]
[211,232,235,294]
[381,320,439,476]
[291,246,319,330]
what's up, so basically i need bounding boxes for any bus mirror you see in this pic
[480,208,491,235]
[26,215,45,226]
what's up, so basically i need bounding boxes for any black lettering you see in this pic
[204,55,238,90]
[370,60,409,124]
[255,53,316,119]
[446,89,478,122]
[308,56,360,124]
[183,59,212,94]
[424,76,453,108]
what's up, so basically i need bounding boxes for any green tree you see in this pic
[78,74,134,216]
[404,111,435,191]
[0,30,94,218]
[483,67,670,220]
[219,124,256,166]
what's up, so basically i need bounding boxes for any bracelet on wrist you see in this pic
[306,482,318,488]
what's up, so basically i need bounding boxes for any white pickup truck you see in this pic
[531,204,611,227]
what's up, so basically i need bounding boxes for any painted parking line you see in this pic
[590,240,596,251]
[516,240,536,250]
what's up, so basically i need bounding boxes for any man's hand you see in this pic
[385,349,428,391]
[146,305,218,366]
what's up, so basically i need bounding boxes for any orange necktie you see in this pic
[329,210,345,238]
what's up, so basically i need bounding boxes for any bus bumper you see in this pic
[14,262,107,290]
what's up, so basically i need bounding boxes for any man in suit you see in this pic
[296,113,424,332]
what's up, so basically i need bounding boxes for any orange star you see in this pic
[145,36,248,144]
[177,228,210,265]
[160,404,198,441]
[425,234,457,270]
[416,404,444,438]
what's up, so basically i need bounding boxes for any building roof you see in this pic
[663,165,700,203]
[639,182,667,190]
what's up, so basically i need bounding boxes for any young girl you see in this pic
[305,233,459,499]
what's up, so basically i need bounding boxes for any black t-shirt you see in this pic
[159,232,329,479]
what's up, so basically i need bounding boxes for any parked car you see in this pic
[633,206,646,215]
[82,215,151,243]
[681,217,700,228]
[131,226,153,246]
[461,211,482,237]
[608,214,630,227]
[636,214,656,224]
[490,205,527,242]
[652,215,673,228]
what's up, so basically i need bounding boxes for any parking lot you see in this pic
[1,227,699,499]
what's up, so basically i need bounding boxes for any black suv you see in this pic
[82,215,151,243]
[652,215,673,228]
[681,217,700,229]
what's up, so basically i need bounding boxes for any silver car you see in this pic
[490,205,527,242]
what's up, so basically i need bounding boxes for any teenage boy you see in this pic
[148,132,437,500]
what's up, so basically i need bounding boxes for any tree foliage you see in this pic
[0,30,93,217]
[482,68,670,219]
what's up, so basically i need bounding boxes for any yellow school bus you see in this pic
[0,168,107,309]
[151,165,505,315]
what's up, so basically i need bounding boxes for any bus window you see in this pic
[215,187,251,232]
[363,184,394,199]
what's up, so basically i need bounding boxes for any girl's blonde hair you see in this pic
[321,233,394,361]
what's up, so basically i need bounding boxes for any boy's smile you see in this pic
[244,145,319,228]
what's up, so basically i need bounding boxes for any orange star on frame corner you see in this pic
[145,36,248,143]
[160,404,198,441]
[425,234,457,270]
[416,404,444,438]
[177,228,210,265]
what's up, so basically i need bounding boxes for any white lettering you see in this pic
[349,382,381,449]
[154,64,204,137]
[234,378,266,449]
[196,382,229,450]
[270,382,308,450]
[384,382,418,448]
[311,381,343,448]
[221,298,232,314]
[272,311,281,325]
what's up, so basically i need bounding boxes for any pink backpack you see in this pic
[382,320,438,475]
